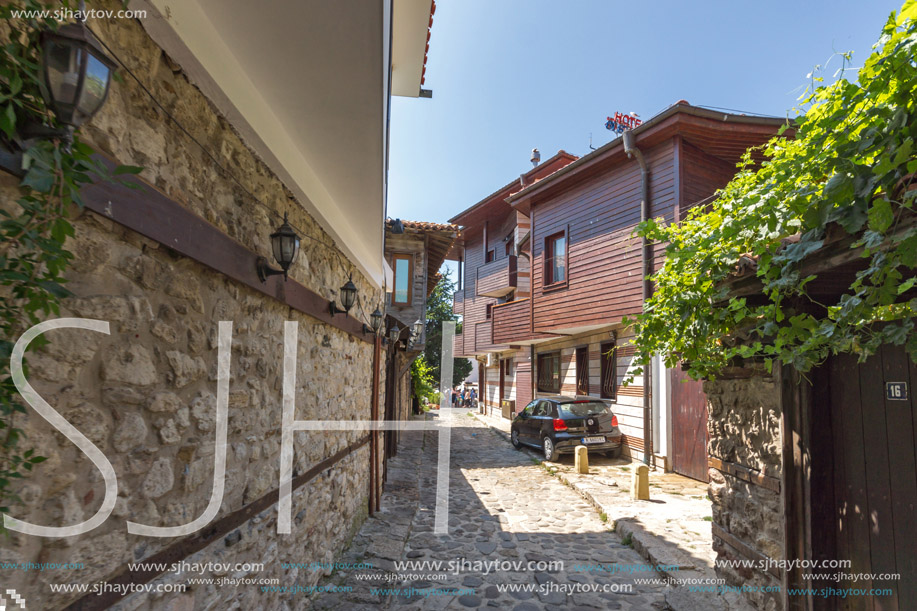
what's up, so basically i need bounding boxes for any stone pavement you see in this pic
[473,411,751,611]
[310,410,669,610]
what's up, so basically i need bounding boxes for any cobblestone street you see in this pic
[311,411,668,610]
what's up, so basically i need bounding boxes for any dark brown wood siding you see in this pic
[452,332,466,358]
[452,290,464,315]
[461,228,494,356]
[476,255,517,297]
[492,298,531,344]
[531,140,677,332]
[681,140,739,217]
[474,320,493,352]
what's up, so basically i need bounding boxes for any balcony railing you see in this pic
[452,290,464,315]
[492,298,531,344]
[476,255,517,298]
[452,333,465,358]
[474,320,510,353]
[475,320,492,352]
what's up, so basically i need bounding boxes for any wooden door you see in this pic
[810,346,917,611]
[670,366,709,482]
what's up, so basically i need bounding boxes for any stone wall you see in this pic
[1,3,383,609]
[705,370,784,611]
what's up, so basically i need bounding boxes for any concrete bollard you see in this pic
[631,464,650,500]
[575,445,589,474]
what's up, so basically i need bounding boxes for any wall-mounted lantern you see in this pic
[388,323,401,344]
[329,278,358,316]
[39,19,117,137]
[257,213,301,282]
[363,308,383,335]
[412,319,424,340]
[0,6,118,176]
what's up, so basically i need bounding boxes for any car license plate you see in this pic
[582,436,606,444]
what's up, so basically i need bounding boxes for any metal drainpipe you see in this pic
[622,130,653,468]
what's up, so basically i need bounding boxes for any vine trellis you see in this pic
[626,1,917,380]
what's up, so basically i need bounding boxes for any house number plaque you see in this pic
[886,382,909,401]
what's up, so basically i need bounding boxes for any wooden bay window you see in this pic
[392,253,413,305]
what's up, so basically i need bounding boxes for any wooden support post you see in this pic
[780,363,814,611]
[369,335,381,515]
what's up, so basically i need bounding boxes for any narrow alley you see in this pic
[312,411,668,610]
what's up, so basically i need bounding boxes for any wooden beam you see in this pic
[65,435,370,611]
[722,214,917,302]
[708,456,781,493]
[712,522,781,579]
[82,155,372,343]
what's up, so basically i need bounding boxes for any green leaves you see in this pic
[0,103,16,139]
[20,165,54,193]
[629,1,917,381]
[0,0,146,531]
[868,198,895,232]
[113,164,144,175]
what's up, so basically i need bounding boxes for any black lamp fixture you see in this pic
[390,218,405,234]
[388,323,401,344]
[257,213,301,282]
[329,277,358,316]
[412,318,424,340]
[363,308,384,335]
[0,3,117,176]
[39,14,117,137]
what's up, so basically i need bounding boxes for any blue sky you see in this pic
[387,0,901,252]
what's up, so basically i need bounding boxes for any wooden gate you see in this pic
[670,366,709,482]
[810,345,917,610]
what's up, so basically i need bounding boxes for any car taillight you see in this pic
[553,418,567,431]
[611,415,618,428]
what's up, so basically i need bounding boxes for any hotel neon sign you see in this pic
[605,111,642,135]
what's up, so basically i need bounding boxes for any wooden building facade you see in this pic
[449,103,786,475]
[383,219,457,457]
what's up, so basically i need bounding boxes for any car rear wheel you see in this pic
[511,429,521,449]
[543,436,557,461]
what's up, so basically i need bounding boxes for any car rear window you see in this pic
[559,401,609,417]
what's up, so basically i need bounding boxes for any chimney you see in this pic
[530,148,541,167]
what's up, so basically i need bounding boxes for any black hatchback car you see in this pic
[510,396,623,461]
